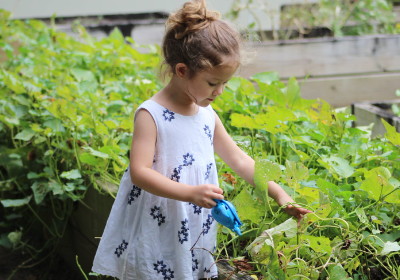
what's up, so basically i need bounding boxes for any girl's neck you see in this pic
[152,78,199,116]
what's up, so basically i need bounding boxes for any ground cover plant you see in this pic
[1,10,400,279]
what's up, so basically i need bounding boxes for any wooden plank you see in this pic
[352,100,400,136]
[240,34,400,79]
[295,72,400,107]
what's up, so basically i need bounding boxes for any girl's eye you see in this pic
[208,82,217,87]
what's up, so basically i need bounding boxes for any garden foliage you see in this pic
[1,9,400,280]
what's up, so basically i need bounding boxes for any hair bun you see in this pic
[167,0,221,39]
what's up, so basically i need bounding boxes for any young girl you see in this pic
[92,0,311,279]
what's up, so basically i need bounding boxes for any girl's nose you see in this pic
[213,84,224,96]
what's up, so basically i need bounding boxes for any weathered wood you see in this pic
[216,260,255,280]
[240,34,400,79]
[352,99,400,137]
[295,72,400,107]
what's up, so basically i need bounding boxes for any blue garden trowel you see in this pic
[212,199,243,235]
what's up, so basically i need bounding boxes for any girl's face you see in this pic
[182,56,239,107]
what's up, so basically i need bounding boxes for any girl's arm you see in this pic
[129,109,224,208]
[213,112,311,219]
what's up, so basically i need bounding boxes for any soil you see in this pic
[0,247,81,280]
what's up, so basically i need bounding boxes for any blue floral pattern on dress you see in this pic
[204,163,213,180]
[178,218,189,244]
[203,125,212,144]
[202,214,214,235]
[170,153,195,182]
[191,251,199,272]
[162,109,175,122]
[189,202,202,215]
[128,184,142,205]
[204,266,211,274]
[114,240,128,258]
[170,165,183,182]
[153,260,175,279]
[183,153,195,166]
[150,206,166,226]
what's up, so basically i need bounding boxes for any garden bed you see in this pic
[352,99,400,136]
[240,34,400,107]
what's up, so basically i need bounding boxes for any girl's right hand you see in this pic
[189,184,224,209]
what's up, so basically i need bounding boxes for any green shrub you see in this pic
[1,9,400,279]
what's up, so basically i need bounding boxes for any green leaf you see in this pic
[230,113,260,129]
[254,159,282,200]
[382,119,400,146]
[303,235,332,254]
[82,146,110,159]
[318,155,355,179]
[285,160,309,188]
[250,71,280,85]
[8,230,22,247]
[328,264,352,280]
[31,181,49,204]
[360,167,399,203]
[70,68,96,82]
[109,27,125,42]
[2,70,26,94]
[60,169,81,180]
[14,128,35,141]
[232,188,265,224]
[247,218,297,262]
[381,241,400,255]
[266,218,298,239]
[1,196,32,207]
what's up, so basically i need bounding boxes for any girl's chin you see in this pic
[198,100,213,107]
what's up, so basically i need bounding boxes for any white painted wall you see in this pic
[0,0,318,30]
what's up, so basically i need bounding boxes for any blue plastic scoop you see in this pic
[211,199,243,235]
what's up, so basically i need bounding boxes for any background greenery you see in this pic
[1,7,400,280]
[227,0,400,40]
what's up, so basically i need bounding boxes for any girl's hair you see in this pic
[162,0,242,78]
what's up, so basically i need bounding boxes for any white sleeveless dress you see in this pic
[92,100,219,279]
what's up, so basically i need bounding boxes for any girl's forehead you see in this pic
[204,59,239,80]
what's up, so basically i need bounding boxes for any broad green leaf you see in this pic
[70,68,96,82]
[8,231,22,247]
[230,113,260,129]
[318,155,355,179]
[247,218,297,263]
[60,169,82,180]
[285,160,309,188]
[1,196,32,207]
[14,128,35,141]
[2,70,26,94]
[48,180,64,195]
[232,188,265,224]
[360,167,399,203]
[381,241,400,255]
[382,119,400,146]
[82,146,110,159]
[31,181,49,204]
[328,264,352,280]
[355,208,369,224]
[265,218,298,239]
[79,153,104,166]
[303,235,332,254]
[285,77,301,107]
[255,107,297,134]
[250,71,280,85]
[109,27,125,42]
[254,159,282,200]
[296,187,319,202]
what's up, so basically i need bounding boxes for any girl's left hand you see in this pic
[284,204,312,222]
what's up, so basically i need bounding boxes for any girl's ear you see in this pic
[175,63,188,79]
